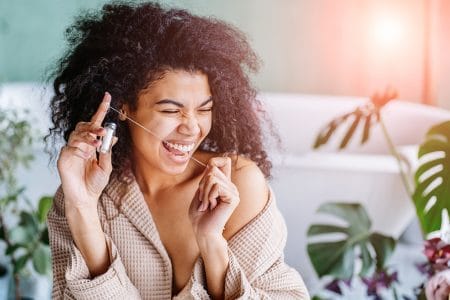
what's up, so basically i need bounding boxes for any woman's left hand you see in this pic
[189,157,240,238]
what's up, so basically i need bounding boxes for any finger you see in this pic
[208,183,220,209]
[68,137,99,155]
[199,174,215,211]
[203,173,231,205]
[197,166,212,209]
[197,163,229,211]
[68,140,97,157]
[91,92,111,126]
[210,166,229,182]
[98,136,117,172]
[64,145,93,160]
[202,173,220,205]
[208,166,233,202]
[68,131,102,149]
[74,121,91,132]
[75,123,106,137]
[207,157,231,178]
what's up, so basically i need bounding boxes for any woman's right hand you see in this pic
[57,92,116,209]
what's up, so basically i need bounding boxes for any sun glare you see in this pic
[372,16,405,48]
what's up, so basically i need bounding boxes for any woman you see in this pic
[46,2,309,299]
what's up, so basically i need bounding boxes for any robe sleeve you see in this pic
[47,186,141,299]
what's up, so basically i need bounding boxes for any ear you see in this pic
[119,104,129,121]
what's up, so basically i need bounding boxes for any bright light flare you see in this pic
[372,16,405,48]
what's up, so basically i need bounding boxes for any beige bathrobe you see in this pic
[47,173,310,299]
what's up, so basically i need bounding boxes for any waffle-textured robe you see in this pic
[48,173,309,299]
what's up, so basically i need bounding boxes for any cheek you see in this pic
[130,113,179,141]
[148,118,180,139]
[200,116,212,136]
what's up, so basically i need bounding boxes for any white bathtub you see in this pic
[262,92,450,287]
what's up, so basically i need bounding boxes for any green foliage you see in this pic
[312,90,450,236]
[0,109,35,189]
[313,89,397,150]
[37,196,53,223]
[1,193,53,277]
[307,203,396,280]
[313,105,378,150]
[0,108,53,281]
[32,244,51,275]
[309,89,450,297]
[413,120,450,234]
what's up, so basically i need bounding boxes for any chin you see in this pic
[160,162,190,175]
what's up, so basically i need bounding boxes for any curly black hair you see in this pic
[46,1,277,178]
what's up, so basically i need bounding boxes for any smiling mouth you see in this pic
[162,141,195,156]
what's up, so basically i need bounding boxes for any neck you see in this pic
[132,155,203,198]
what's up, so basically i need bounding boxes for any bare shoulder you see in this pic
[193,151,270,239]
[225,155,270,240]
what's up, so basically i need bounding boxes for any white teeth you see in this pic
[164,141,195,153]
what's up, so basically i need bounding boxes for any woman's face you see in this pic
[124,70,213,175]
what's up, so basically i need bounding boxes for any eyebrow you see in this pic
[155,97,213,108]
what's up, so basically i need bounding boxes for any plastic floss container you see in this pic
[99,122,117,153]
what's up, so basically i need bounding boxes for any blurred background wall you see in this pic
[1,0,450,107]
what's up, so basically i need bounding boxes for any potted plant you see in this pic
[308,88,450,299]
[0,107,52,300]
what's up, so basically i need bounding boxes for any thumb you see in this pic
[98,136,118,172]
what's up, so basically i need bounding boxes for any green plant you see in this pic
[307,203,400,299]
[308,203,396,279]
[310,88,450,298]
[313,88,449,237]
[0,108,52,300]
[413,121,450,234]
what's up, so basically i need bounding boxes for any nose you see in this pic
[178,111,201,136]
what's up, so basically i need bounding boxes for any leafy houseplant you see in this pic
[312,88,449,237]
[308,203,400,299]
[309,88,450,298]
[0,108,52,300]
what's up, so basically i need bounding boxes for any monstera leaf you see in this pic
[313,105,376,149]
[307,203,396,280]
[413,121,450,235]
[314,89,397,150]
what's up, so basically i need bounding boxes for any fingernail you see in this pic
[104,92,111,102]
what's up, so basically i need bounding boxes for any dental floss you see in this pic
[108,106,207,167]
[99,122,117,153]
